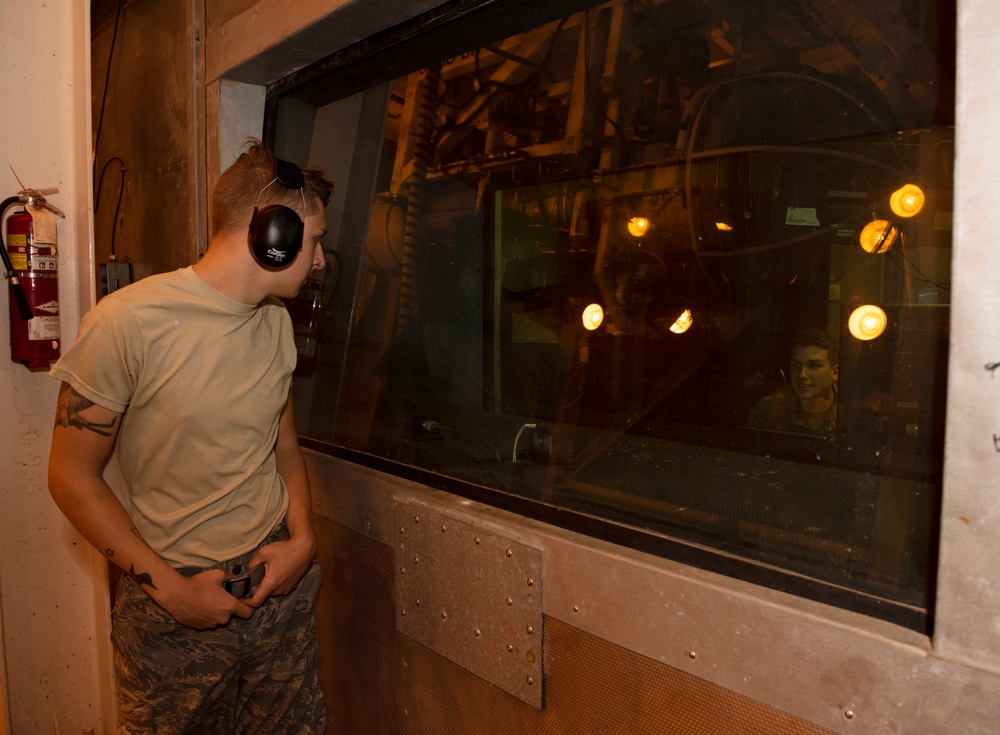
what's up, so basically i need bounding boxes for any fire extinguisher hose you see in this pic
[0,195,34,321]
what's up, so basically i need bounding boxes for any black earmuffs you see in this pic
[247,157,306,268]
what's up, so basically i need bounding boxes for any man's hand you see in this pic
[153,568,256,629]
[242,532,315,607]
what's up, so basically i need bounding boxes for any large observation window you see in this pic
[269,0,954,631]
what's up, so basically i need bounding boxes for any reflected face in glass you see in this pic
[789,345,838,403]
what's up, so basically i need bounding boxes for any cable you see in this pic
[95,157,126,257]
[92,0,124,193]
[887,236,952,292]
[512,422,538,463]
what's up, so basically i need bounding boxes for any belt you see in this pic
[176,522,288,598]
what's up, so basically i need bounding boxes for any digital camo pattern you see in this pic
[111,559,325,734]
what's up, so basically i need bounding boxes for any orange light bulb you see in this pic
[859,219,898,254]
[890,184,925,218]
[669,309,693,334]
[582,303,604,331]
[627,217,650,238]
[848,304,887,340]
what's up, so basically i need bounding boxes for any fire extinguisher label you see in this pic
[35,300,59,314]
[28,315,60,341]
[9,252,28,271]
[27,209,57,245]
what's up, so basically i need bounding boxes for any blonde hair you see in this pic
[211,139,334,237]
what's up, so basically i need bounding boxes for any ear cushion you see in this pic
[248,205,304,268]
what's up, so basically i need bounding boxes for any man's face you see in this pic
[276,206,328,298]
[790,345,838,402]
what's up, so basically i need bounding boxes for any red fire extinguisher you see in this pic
[2,188,65,369]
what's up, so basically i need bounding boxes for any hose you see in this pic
[0,196,33,321]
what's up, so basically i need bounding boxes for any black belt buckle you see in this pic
[224,564,266,598]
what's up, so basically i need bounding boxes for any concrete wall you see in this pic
[935,0,1000,669]
[0,2,114,734]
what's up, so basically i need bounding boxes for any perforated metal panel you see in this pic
[314,516,835,735]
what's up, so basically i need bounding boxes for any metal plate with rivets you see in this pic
[394,502,544,708]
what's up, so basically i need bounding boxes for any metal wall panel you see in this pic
[306,450,1000,734]
[315,514,833,735]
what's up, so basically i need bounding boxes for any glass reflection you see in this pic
[273,0,954,622]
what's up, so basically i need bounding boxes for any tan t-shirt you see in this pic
[50,267,295,567]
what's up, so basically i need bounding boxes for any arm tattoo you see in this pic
[117,531,156,588]
[54,384,119,436]
[127,564,157,590]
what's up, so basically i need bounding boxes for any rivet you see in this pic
[363,518,372,533]
[527,578,534,586]
[687,651,697,660]
[506,549,513,558]
[441,611,448,620]
[440,524,447,532]
[414,515,420,523]
[414,598,421,606]
[507,644,514,652]
[401,609,406,616]
[475,536,481,545]
[572,605,579,613]
[526,676,534,686]
[506,597,513,606]
[526,625,534,635]
[413,555,419,564]
[399,567,406,575]
[474,629,481,638]
[399,527,405,534]
[844,709,855,720]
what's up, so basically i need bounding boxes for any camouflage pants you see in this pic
[111,529,326,735]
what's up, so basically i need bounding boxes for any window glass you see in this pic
[273,0,954,629]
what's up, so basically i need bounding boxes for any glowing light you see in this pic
[627,217,650,238]
[859,219,898,254]
[715,222,733,231]
[848,304,887,341]
[889,184,925,218]
[669,309,693,334]
[582,303,605,331]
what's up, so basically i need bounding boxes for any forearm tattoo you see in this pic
[54,384,119,436]
[113,530,157,589]
[126,564,157,589]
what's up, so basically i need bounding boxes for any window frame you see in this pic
[266,0,952,634]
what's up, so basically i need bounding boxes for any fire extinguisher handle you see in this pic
[9,279,33,321]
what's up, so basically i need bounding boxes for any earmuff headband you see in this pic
[247,157,308,268]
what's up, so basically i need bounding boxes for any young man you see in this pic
[748,328,839,434]
[48,142,333,734]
